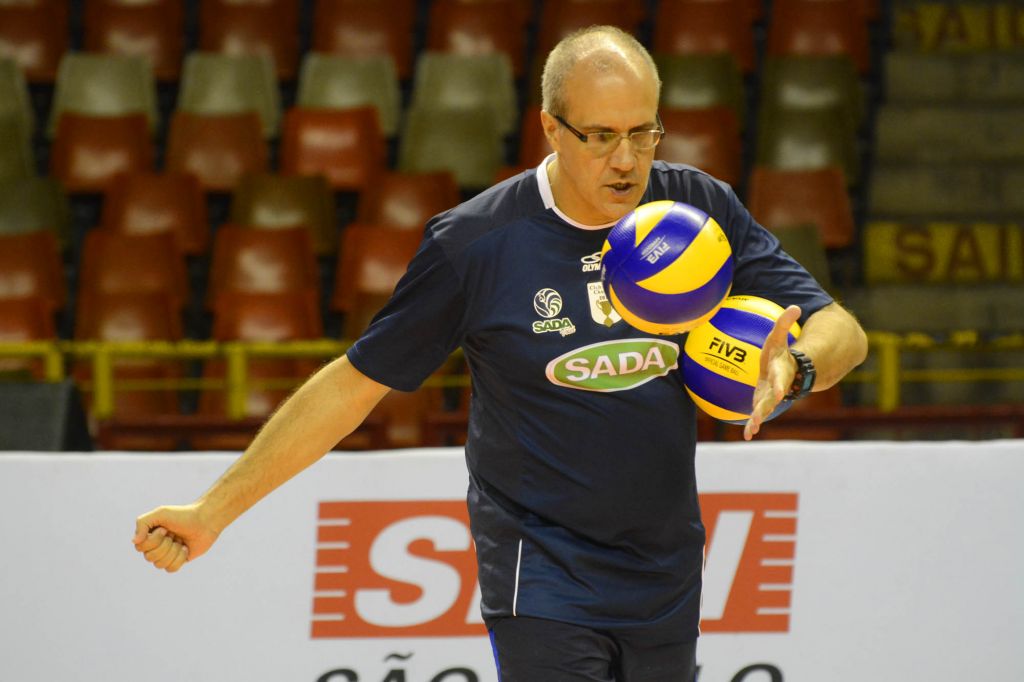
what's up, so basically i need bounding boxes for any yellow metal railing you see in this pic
[1,335,1021,417]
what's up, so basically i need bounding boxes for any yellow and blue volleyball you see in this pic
[683,295,801,424]
[600,200,733,335]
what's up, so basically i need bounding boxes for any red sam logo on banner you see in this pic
[312,501,482,638]
[311,494,798,638]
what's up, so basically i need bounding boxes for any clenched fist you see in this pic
[133,504,221,573]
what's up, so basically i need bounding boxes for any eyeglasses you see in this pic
[554,114,665,156]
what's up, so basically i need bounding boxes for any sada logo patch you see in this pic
[544,339,679,392]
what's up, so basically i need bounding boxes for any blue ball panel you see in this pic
[603,212,638,277]
[711,308,797,348]
[717,399,795,426]
[682,354,757,415]
[612,259,732,324]
[616,204,706,284]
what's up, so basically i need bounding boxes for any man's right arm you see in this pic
[133,354,390,572]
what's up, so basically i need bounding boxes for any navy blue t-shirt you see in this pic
[347,160,832,638]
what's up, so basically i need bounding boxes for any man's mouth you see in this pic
[606,181,634,195]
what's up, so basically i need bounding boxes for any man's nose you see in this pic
[608,137,637,171]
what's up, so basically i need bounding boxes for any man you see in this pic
[134,26,867,681]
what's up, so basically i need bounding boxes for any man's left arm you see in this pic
[744,302,868,440]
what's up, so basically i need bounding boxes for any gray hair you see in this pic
[540,25,661,118]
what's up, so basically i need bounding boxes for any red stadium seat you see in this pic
[0,2,67,82]
[427,0,531,77]
[0,231,66,312]
[165,112,268,192]
[207,225,318,305]
[74,290,184,450]
[768,0,870,74]
[193,289,323,449]
[74,290,183,342]
[332,224,421,338]
[84,0,185,81]
[660,0,764,23]
[356,171,462,230]
[653,0,756,74]
[49,113,153,193]
[656,107,743,186]
[0,296,56,379]
[536,0,646,58]
[211,290,323,342]
[279,107,385,193]
[199,0,300,80]
[78,231,188,309]
[313,0,417,80]
[101,172,209,255]
[747,165,855,249]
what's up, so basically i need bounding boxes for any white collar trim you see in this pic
[536,154,619,231]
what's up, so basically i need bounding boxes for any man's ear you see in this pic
[540,109,561,153]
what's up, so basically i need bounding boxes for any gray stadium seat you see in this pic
[756,106,859,184]
[869,164,1024,219]
[884,51,1024,104]
[399,106,504,189]
[409,52,517,136]
[0,177,71,248]
[875,105,1024,163]
[178,52,280,138]
[297,53,401,137]
[47,54,159,138]
[760,55,863,129]
[0,114,34,182]
[0,57,33,137]
[655,53,746,129]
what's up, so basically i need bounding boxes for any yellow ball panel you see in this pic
[632,200,676,246]
[684,320,762,389]
[637,217,731,295]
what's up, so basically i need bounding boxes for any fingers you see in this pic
[154,540,189,572]
[135,526,167,553]
[744,380,773,440]
[746,306,803,441]
[135,525,191,572]
[133,518,150,545]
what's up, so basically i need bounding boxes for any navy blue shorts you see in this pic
[488,616,697,682]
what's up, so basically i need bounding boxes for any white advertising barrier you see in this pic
[0,441,1022,682]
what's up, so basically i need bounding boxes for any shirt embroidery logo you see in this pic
[587,282,622,327]
[580,251,602,273]
[533,288,576,336]
[533,288,562,317]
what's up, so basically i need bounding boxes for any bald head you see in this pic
[541,26,661,119]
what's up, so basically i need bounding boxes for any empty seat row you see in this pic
[0,0,880,84]
[0,168,460,256]
[4,50,508,141]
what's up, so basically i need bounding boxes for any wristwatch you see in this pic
[785,349,816,401]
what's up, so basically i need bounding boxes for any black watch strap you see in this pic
[785,349,816,401]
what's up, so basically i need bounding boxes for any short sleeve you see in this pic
[719,185,834,321]
[346,236,468,391]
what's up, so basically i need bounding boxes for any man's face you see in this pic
[543,60,660,226]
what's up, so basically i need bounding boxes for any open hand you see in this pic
[744,304,802,441]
